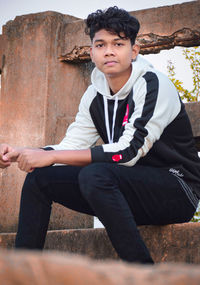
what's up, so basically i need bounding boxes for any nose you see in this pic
[104,45,115,56]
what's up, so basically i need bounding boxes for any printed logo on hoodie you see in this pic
[112,154,123,162]
[122,104,129,126]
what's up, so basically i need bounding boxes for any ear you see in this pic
[90,47,94,63]
[132,44,140,61]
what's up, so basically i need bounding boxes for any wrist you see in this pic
[49,150,57,165]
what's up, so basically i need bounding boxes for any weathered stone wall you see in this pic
[132,1,200,53]
[2,223,200,264]
[0,35,6,73]
[0,2,200,282]
[0,1,199,233]
[60,1,200,62]
[0,12,93,232]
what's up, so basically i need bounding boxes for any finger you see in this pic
[5,151,19,161]
[18,155,29,172]
[20,164,32,173]
[18,163,26,172]
[17,157,25,171]
[0,145,11,155]
[0,161,11,168]
[2,155,9,162]
[26,167,34,173]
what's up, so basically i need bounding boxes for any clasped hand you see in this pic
[0,144,53,172]
[0,144,15,168]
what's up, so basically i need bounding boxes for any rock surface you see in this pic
[0,250,200,285]
[1,223,200,264]
[0,1,199,232]
[0,0,199,233]
[59,1,200,61]
[0,11,93,232]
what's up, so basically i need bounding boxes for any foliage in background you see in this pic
[167,46,200,102]
[191,208,200,223]
[168,46,200,222]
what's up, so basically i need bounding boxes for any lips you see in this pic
[104,61,118,66]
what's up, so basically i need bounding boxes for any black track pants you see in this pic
[15,163,196,264]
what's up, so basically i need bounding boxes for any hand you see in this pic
[0,144,15,169]
[8,148,54,173]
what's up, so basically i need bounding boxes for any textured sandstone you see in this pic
[0,12,93,232]
[1,223,200,264]
[59,1,200,62]
[0,1,199,233]
[185,102,200,150]
[0,250,200,285]
[0,35,6,73]
[132,0,200,53]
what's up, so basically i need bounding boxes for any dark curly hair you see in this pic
[85,6,140,45]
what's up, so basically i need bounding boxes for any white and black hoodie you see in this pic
[47,55,200,199]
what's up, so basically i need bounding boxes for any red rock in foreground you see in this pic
[0,250,200,285]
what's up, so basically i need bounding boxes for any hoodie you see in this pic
[46,55,200,197]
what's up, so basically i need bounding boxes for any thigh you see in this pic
[117,165,196,225]
[93,163,196,225]
[32,165,94,216]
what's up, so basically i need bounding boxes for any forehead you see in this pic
[92,29,126,42]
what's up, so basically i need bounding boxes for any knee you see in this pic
[78,163,116,199]
[23,171,36,188]
[21,168,53,204]
[20,171,38,199]
[78,164,99,201]
[78,164,99,191]
[22,167,49,193]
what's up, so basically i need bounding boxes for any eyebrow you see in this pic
[94,38,126,43]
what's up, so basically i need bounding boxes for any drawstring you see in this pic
[103,96,118,144]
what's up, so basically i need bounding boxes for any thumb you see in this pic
[2,155,9,161]
[4,151,19,161]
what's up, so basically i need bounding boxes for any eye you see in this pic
[95,43,104,48]
[115,43,124,46]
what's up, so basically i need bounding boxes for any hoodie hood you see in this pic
[91,55,154,100]
[91,55,154,144]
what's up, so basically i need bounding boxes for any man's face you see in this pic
[90,29,138,78]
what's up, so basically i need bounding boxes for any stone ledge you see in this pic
[59,27,200,62]
[58,1,200,60]
[0,250,200,285]
[185,102,200,150]
[1,223,200,263]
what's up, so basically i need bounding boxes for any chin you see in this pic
[105,72,119,78]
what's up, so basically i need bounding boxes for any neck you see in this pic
[105,66,132,95]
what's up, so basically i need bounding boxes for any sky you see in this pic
[0,0,196,227]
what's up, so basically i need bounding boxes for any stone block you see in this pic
[0,12,93,232]
[185,102,200,149]
[0,250,200,285]
[44,223,200,263]
[132,1,200,35]
[59,1,200,60]
[0,35,6,73]
[1,223,200,264]
[44,228,117,260]
[0,2,199,233]
[139,223,200,263]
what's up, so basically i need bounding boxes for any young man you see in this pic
[1,7,200,264]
